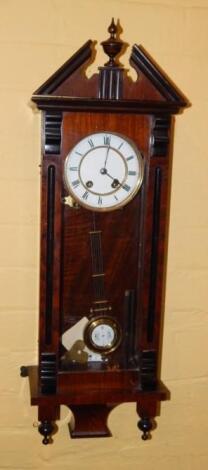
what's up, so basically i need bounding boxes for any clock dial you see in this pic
[84,317,122,354]
[64,132,144,211]
[92,324,114,348]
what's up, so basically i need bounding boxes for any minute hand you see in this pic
[104,145,111,168]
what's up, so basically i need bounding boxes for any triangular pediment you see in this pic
[32,36,189,114]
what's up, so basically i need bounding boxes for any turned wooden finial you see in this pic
[137,417,153,440]
[38,421,54,445]
[101,18,123,67]
[108,17,117,38]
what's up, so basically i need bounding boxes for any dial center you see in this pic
[79,146,126,196]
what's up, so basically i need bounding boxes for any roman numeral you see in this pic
[122,183,131,192]
[82,191,89,200]
[98,196,102,205]
[72,179,80,188]
[118,142,124,150]
[75,151,83,156]
[104,135,111,146]
[126,156,134,161]
[128,171,136,176]
[114,195,118,201]
[88,139,94,148]
[69,166,78,171]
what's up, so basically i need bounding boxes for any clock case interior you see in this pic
[60,112,147,370]
[22,21,188,444]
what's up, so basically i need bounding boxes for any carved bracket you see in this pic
[40,352,57,394]
[151,116,171,157]
[44,111,62,155]
[69,405,115,438]
[140,350,157,389]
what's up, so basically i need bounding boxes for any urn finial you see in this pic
[101,19,123,67]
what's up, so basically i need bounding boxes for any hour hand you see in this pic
[100,168,120,188]
[111,179,120,188]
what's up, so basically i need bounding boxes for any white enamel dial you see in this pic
[91,324,115,349]
[64,132,144,211]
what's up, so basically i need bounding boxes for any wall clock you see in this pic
[21,19,188,444]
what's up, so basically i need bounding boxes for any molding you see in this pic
[147,167,162,342]
[45,165,56,345]
[32,95,183,114]
[130,44,189,106]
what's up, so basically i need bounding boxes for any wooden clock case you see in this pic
[21,21,188,444]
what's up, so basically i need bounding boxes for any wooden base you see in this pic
[26,366,170,443]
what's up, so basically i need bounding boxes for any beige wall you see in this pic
[0,0,207,469]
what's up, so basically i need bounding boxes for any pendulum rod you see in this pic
[89,213,110,313]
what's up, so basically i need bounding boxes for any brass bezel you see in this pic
[84,316,122,354]
[64,131,144,212]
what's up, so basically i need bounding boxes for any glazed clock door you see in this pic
[59,111,149,371]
